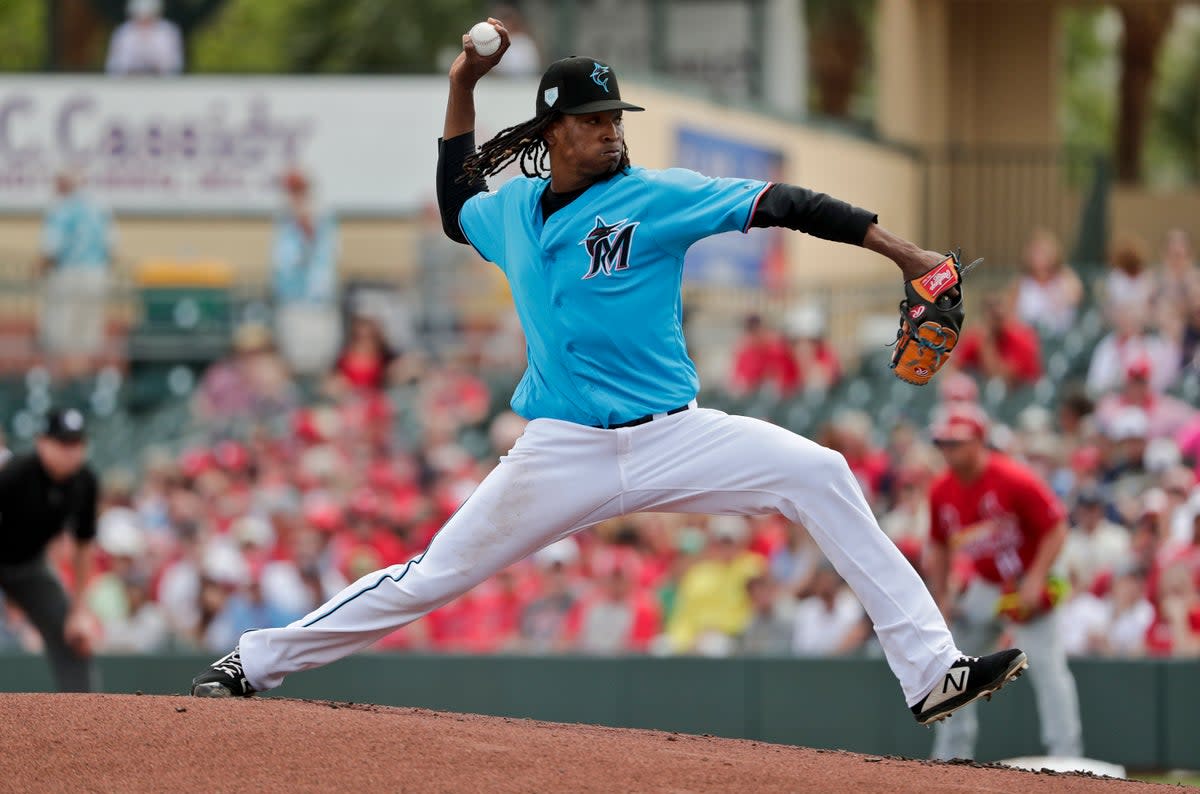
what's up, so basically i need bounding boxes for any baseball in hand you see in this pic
[469,22,501,57]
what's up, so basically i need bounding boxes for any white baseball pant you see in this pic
[932,578,1083,759]
[241,407,961,705]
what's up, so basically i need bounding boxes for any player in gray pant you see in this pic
[926,403,1082,759]
[933,580,1082,759]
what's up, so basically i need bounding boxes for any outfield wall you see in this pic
[0,654,1195,769]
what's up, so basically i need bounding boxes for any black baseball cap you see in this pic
[536,56,645,117]
[42,408,87,443]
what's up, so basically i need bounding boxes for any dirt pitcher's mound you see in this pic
[0,694,1176,793]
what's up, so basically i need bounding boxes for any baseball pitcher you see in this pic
[191,20,1024,728]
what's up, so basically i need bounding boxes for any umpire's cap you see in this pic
[536,57,645,117]
[42,408,87,443]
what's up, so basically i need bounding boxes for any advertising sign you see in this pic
[0,77,537,215]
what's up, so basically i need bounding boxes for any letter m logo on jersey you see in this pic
[580,216,639,279]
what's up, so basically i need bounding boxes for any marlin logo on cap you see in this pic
[590,62,611,93]
[543,86,559,107]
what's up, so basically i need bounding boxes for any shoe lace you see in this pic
[213,651,244,678]
[958,655,980,665]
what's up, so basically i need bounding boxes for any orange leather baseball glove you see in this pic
[890,250,981,385]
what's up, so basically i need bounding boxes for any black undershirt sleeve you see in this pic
[436,131,487,245]
[749,183,878,246]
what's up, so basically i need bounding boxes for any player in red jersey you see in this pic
[925,403,1082,760]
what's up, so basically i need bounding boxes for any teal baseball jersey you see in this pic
[459,166,770,426]
[41,194,113,270]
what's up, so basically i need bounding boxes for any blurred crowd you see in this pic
[0,379,862,658]
[726,226,1200,659]
[4,222,1199,662]
[729,227,1200,397]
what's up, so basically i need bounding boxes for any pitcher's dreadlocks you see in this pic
[461,111,631,183]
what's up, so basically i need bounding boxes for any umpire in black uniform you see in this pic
[0,408,98,691]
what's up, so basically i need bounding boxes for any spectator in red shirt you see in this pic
[954,295,1042,387]
[335,489,408,577]
[420,363,491,429]
[779,306,841,394]
[823,411,889,503]
[1144,562,1200,657]
[427,567,528,653]
[329,314,397,395]
[728,314,791,396]
[924,403,1081,760]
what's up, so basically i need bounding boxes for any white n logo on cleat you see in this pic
[942,668,968,694]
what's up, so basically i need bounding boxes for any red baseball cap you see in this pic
[929,403,989,442]
[348,487,381,518]
[214,440,250,472]
[180,447,216,479]
[367,460,398,490]
[1125,357,1152,381]
[302,494,342,533]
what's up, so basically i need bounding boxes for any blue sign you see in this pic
[674,127,785,287]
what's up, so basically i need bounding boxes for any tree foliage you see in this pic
[88,0,230,32]
[1062,5,1200,187]
[805,0,875,120]
[190,0,482,73]
[1148,7,1200,185]
[1061,7,1119,157]
[0,0,487,74]
[285,0,483,74]
[190,0,294,73]
[0,0,45,71]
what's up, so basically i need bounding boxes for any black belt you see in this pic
[596,402,694,430]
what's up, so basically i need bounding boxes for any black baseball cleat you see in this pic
[911,649,1028,725]
[190,648,257,698]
